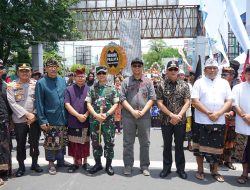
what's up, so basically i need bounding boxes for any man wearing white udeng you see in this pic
[191,58,232,183]
[232,65,250,185]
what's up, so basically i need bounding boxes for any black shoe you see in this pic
[82,163,90,171]
[57,160,72,167]
[0,173,8,182]
[176,170,187,179]
[31,164,43,173]
[159,169,171,178]
[15,167,25,177]
[10,130,16,139]
[106,165,114,176]
[224,162,236,170]
[63,160,72,167]
[68,165,79,173]
[88,163,103,175]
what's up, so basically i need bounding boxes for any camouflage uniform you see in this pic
[85,82,119,160]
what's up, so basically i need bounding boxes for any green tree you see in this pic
[0,0,81,66]
[148,39,166,53]
[143,39,181,69]
[12,48,31,64]
[160,47,181,58]
[43,42,60,52]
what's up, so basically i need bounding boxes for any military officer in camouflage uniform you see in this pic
[86,66,119,175]
[0,60,12,184]
[7,64,43,177]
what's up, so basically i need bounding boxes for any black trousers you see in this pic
[14,121,40,163]
[161,123,186,171]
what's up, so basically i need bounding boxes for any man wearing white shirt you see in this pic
[232,65,250,184]
[191,58,233,182]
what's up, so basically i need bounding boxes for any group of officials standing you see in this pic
[0,57,250,186]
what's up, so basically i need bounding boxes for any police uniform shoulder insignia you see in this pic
[7,82,15,90]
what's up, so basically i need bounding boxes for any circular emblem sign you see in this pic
[100,42,127,75]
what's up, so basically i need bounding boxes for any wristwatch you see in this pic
[106,112,110,117]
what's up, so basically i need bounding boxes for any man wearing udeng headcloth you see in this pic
[35,59,67,175]
[191,58,233,182]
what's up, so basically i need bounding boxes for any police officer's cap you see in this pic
[17,63,31,71]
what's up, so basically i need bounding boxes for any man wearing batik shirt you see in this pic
[86,66,118,176]
[191,58,232,182]
[65,67,90,173]
[232,65,250,184]
[156,61,190,180]
[35,59,67,175]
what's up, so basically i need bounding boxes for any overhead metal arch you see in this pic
[71,4,204,40]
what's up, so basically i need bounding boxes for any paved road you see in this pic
[1,128,249,190]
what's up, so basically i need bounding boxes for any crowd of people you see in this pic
[0,57,249,187]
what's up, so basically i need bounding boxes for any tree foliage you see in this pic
[0,0,81,66]
[143,39,181,70]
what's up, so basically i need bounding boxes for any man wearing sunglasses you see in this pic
[156,60,190,179]
[120,58,156,176]
[86,66,119,176]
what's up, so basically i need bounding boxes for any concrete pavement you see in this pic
[1,128,249,190]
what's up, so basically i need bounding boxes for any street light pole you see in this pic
[62,34,67,77]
